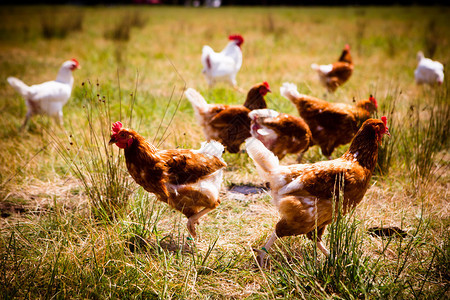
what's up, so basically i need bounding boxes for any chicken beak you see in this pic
[108,137,116,145]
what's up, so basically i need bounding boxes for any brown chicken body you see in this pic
[185,82,270,153]
[246,117,390,266]
[249,108,311,160]
[281,82,377,159]
[109,122,226,238]
[311,44,354,92]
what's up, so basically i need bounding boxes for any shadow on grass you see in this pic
[126,233,194,254]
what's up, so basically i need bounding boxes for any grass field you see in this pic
[0,5,449,299]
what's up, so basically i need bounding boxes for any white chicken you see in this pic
[414,51,444,85]
[201,35,244,89]
[7,58,80,129]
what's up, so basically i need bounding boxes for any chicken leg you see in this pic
[307,225,330,256]
[186,207,214,239]
[255,228,330,267]
[316,240,330,256]
[253,231,278,267]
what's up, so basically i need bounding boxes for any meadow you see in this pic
[0,5,449,299]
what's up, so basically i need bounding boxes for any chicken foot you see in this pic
[253,231,278,267]
[20,112,31,131]
[186,207,214,239]
[255,230,330,267]
[307,226,330,256]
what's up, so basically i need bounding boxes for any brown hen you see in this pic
[281,82,378,159]
[311,44,353,92]
[108,122,226,238]
[249,108,312,161]
[185,82,270,153]
[246,117,390,266]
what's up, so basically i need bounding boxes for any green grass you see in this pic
[0,5,449,299]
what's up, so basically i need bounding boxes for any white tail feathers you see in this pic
[280,82,301,101]
[198,140,225,162]
[202,45,214,56]
[245,137,279,177]
[248,109,279,121]
[311,63,333,74]
[7,77,30,97]
[185,88,208,114]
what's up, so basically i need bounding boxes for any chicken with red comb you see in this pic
[7,59,80,129]
[311,44,353,93]
[185,82,270,153]
[281,82,378,159]
[108,122,226,239]
[246,117,390,266]
[201,34,244,90]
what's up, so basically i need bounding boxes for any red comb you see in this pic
[381,116,390,136]
[71,58,79,67]
[228,34,244,46]
[263,81,270,89]
[112,121,122,133]
[345,44,350,50]
[369,94,378,108]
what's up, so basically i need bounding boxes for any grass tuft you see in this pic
[41,11,83,39]
[399,89,449,193]
[375,88,400,176]
[260,187,442,298]
[104,11,147,42]
[423,20,439,59]
[51,80,136,221]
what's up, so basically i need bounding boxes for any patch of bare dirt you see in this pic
[0,176,86,220]
[226,183,268,202]
[228,183,267,195]
[127,234,194,254]
[0,202,27,218]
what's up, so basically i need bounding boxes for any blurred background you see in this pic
[0,0,447,6]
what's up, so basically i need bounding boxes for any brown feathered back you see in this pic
[246,117,389,263]
[251,111,311,159]
[288,93,378,158]
[115,128,225,199]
